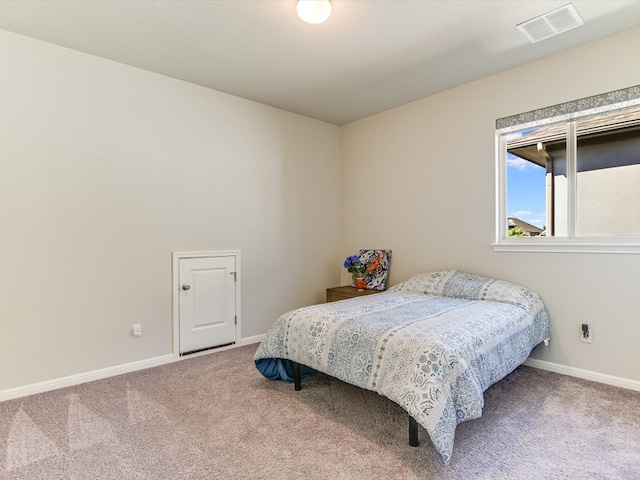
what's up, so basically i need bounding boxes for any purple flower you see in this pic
[343,255,360,268]
[343,255,365,277]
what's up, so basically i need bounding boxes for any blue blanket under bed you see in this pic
[254,358,316,382]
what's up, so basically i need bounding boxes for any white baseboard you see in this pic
[0,354,175,403]
[18,338,635,403]
[0,335,267,403]
[524,358,640,392]
[238,333,265,346]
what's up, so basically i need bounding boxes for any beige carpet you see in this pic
[1,345,639,479]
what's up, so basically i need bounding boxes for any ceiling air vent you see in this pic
[517,3,584,43]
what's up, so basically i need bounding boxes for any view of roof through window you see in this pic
[505,105,640,237]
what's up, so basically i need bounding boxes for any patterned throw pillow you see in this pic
[353,249,392,290]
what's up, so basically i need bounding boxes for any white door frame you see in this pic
[172,250,241,359]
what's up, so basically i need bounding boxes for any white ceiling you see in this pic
[1,0,639,125]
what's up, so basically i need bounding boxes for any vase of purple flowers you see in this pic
[343,255,366,290]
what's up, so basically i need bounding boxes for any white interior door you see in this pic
[179,255,236,355]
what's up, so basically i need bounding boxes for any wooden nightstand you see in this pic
[326,286,384,302]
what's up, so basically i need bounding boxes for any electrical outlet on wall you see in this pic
[132,323,142,338]
[581,324,592,344]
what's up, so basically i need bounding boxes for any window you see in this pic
[495,85,640,253]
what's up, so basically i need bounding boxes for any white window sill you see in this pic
[492,240,640,254]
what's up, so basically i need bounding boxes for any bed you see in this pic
[254,270,550,464]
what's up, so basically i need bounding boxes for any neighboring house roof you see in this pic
[508,217,544,236]
[506,105,640,166]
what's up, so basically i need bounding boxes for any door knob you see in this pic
[182,284,191,291]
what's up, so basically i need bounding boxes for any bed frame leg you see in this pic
[409,416,419,447]
[292,361,302,391]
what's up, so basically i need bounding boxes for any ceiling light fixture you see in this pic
[297,0,331,25]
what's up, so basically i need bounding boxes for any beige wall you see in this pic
[0,30,341,391]
[341,26,640,382]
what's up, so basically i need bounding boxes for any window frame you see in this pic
[493,85,640,254]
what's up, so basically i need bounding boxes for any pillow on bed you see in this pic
[387,270,454,296]
[389,270,542,314]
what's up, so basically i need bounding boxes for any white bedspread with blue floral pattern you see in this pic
[254,271,550,464]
